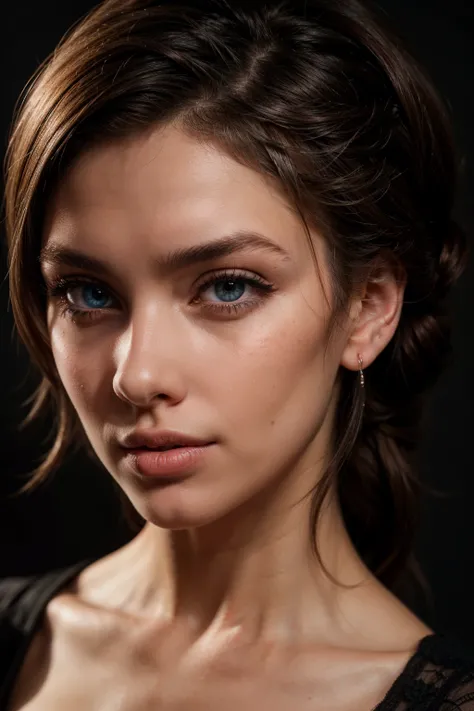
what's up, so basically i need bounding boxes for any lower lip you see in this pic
[124,444,214,477]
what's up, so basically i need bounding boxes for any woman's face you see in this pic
[40,124,351,528]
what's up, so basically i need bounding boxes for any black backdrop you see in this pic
[1,0,473,645]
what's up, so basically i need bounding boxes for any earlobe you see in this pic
[341,285,401,373]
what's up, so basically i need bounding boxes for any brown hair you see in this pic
[4,0,468,595]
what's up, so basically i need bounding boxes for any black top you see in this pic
[1,562,474,711]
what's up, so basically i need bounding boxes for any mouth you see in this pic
[142,445,185,451]
[122,442,215,478]
[120,430,214,451]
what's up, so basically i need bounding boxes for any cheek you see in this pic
[49,323,104,416]
[213,306,334,439]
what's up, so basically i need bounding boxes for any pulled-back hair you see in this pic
[4,0,468,594]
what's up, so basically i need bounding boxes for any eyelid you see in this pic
[45,267,269,295]
[45,273,119,298]
[45,268,275,313]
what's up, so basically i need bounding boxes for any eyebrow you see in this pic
[39,230,291,276]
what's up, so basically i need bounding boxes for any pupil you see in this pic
[215,279,245,302]
[84,285,108,308]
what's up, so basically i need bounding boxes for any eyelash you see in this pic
[45,269,275,323]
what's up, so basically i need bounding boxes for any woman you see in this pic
[1,0,473,708]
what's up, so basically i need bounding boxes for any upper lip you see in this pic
[120,430,214,450]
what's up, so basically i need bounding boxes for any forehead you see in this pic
[47,124,295,229]
[42,124,330,293]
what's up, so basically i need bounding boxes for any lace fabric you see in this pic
[374,633,474,710]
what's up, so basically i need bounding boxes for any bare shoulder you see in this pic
[7,603,53,710]
[6,560,117,711]
[286,580,434,710]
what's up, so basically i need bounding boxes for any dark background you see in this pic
[1,1,473,644]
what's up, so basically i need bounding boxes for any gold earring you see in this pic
[358,354,365,410]
[358,354,365,389]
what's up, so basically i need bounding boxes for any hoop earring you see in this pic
[358,354,365,409]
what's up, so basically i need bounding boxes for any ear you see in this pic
[340,256,407,372]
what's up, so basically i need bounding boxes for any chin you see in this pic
[123,482,236,531]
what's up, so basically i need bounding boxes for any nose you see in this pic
[112,306,187,408]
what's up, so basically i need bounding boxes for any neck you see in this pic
[91,481,374,647]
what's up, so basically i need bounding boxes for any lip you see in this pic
[120,429,214,450]
[123,443,214,478]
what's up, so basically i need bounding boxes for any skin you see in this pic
[10,123,432,710]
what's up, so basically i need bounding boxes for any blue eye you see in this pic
[204,278,246,303]
[76,284,112,309]
[46,277,116,322]
[193,269,275,315]
[46,269,275,323]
